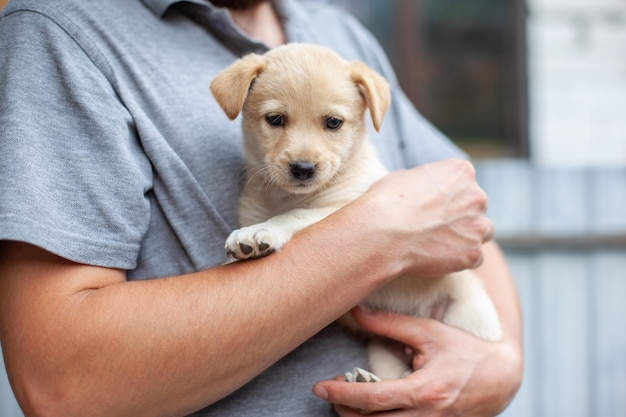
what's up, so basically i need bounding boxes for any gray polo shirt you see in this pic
[0,0,463,415]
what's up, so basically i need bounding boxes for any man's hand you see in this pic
[313,307,523,416]
[359,159,494,278]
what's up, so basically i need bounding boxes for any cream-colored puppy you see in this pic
[211,44,501,381]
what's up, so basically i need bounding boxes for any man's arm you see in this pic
[0,159,493,417]
[0,234,383,417]
[474,240,524,358]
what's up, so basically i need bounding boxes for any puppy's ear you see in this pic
[210,53,267,120]
[350,61,391,132]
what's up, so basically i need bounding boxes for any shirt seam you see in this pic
[0,213,139,270]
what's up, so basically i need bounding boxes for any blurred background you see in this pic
[1,0,625,416]
[335,1,626,416]
[338,0,529,160]
[336,0,626,165]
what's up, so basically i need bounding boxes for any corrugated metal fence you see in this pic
[479,160,626,417]
[1,160,625,416]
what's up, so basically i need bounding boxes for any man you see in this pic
[0,0,522,416]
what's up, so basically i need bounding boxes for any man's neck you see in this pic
[229,2,285,48]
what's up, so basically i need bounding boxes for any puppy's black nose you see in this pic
[289,161,317,180]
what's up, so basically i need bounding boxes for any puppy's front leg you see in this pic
[226,206,338,260]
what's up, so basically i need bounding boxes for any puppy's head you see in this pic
[211,44,390,194]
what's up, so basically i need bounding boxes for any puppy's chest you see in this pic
[265,193,327,216]
[238,185,356,226]
[237,190,304,224]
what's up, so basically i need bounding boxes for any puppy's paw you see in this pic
[225,226,286,260]
[344,367,381,383]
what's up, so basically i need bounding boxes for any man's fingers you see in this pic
[350,306,441,347]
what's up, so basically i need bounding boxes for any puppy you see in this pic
[211,44,501,382]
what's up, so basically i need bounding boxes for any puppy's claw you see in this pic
[344,367,381,383]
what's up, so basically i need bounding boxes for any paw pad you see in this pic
[224,227,276,261]
[239,243,253,255]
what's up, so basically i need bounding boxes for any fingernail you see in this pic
[313,385,328,400]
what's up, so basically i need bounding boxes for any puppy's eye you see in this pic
[325,117,343,130]
[266,114,285,127]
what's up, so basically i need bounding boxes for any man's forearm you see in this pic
[473,241,523,346]
[0,203,397,417]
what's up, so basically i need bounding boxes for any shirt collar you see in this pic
[140,0,301,22]
[141,0,210,18]
[141,0,176,17]
[139,0,314,53]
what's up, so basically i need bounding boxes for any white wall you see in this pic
[527,0,626,167]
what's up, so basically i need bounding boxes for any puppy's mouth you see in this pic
[290,180,317,189]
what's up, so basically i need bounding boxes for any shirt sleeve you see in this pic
[0,10,152,269]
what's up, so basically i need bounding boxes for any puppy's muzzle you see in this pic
[289,161,317,181]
